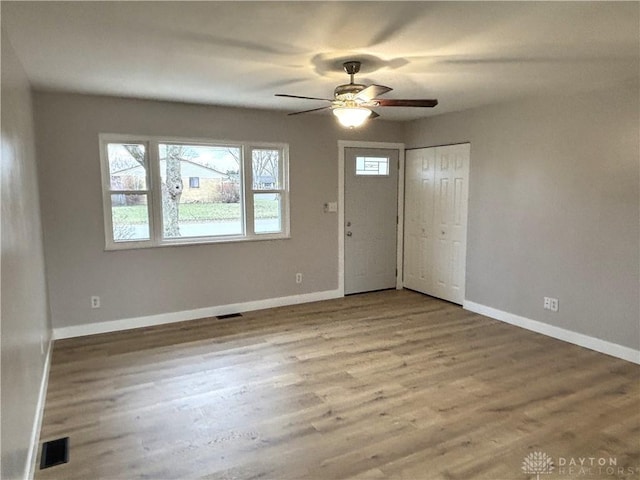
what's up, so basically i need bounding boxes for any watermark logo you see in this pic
[521,452,639,478]
[522,451,555,480]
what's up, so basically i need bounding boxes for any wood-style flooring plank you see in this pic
[35,290,640,479]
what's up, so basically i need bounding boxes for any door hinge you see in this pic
[395,268,398,277]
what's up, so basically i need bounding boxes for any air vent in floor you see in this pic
[40,437,69,469]
[216,313,243,320]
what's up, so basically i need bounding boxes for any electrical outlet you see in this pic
[544,296,559,312]
[295,273,303,284]
[91,296,101,309]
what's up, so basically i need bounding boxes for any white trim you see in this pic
[25,338,53,480]
[53,289,341,340]
[338,144,346,296]
[463,300,640,365]
[338,140,405,296]
[396,148,405,290]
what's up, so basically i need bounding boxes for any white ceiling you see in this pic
[3,1,638,121]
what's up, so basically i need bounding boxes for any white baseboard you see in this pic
[463,300,640,365]
[25,337,53,480]
[53,289,342,340]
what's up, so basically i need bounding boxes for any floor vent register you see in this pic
[216,313,243,320]
[40,437,69,469]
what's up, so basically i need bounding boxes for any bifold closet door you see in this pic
[403,143,470,304]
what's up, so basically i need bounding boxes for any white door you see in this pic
[404,147,436,295]
[345,147,399,295]
[403,143,470,304]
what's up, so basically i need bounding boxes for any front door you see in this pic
[344,147,399,295]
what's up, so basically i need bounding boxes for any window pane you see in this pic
[252,149,280,190]
[254,193,281,234]
[356,156,389,176]
[159,144,243,239]
[107,143,147,190]
[111,194,150,242]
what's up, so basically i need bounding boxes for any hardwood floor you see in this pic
[36,290,640,480]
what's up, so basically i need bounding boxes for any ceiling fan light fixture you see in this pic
[333,106,371,128]
[276,60,438,121]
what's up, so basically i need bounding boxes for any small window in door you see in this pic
[356,156,389,176]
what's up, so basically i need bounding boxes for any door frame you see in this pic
[338,140,405,296]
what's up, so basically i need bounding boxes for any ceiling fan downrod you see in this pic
[335,61,367,99]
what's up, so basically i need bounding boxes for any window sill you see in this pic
[105,232,291,251]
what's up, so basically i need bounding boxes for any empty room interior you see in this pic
[2,2,639,479]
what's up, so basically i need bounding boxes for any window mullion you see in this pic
[244,145,255,237]
[100,138,116,249]
[148,141,163,245]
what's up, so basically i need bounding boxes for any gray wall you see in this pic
[33,92,403,329]
[1,34,52,479]
[405,80,640,350]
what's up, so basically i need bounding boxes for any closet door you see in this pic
[403,143,470,304]
[404,148,436,294]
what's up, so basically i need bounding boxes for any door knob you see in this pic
[346,231,352,237]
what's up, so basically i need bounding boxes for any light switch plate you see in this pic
[324,202,338,213]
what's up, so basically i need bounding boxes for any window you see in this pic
[104,142,151,242]
[356,156,389,176]
[100,135,289,249]
[251,148,285,234]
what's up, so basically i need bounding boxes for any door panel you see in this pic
[403,144,469,304]
[403,148,435,293]
[344,147,399,295]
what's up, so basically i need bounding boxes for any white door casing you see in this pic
[344,147,399,295]
[403,143,470,304]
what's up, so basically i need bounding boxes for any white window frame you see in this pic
[99,134,290,250]
[247,146,289,237]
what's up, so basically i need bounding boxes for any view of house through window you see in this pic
[106,143,151,242]
[159,143,243,239]
[100,136,289,249]
[252,149,284,234]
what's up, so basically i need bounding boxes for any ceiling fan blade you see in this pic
[275,93,333,102]
[356,84,393,101]
[287,106,332,116]
[375,99,438,108]
[369,111,380,119]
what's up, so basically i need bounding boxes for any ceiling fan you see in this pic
[275,60,438,128]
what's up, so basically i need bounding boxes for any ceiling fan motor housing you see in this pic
[334,83,367,100]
